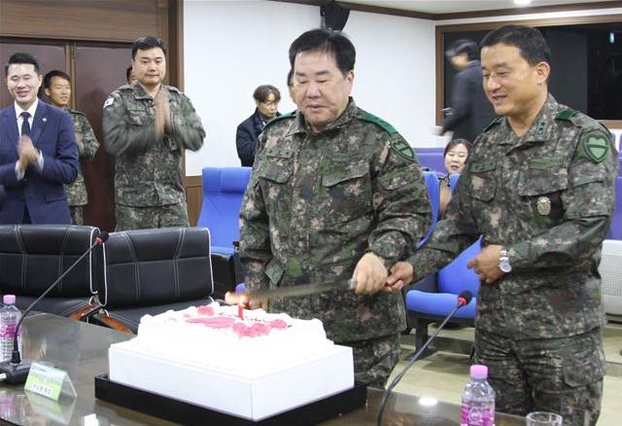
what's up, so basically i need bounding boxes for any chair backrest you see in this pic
[449,173,460,194]
[197,167,252,253]
[0,225,102,298]
[606,176,622,240]
[418,171,440,247]
[100,227,213,308]
[415,147,445,172]
[437,236,482,297]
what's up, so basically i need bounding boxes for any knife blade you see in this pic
[244,278,356,301]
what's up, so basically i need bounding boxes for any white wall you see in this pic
[183,1,622,176]
[183,0,437,176]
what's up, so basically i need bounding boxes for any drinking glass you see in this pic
[526,411,563,426]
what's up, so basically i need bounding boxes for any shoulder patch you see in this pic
[264,111,295,129]
[391,139,415,161]
[576,130,611,164]
[483,117,503,132]
[103,97,114,108]
[359,112,397,135]
[555,108,578,121]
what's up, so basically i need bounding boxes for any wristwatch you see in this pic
[499,248,512,273]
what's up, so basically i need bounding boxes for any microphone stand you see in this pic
[0,231,108,384]
[376,291,472,426]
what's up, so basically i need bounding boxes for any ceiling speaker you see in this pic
[320,1,350,32]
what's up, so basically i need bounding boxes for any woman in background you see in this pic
[439,138,472,217]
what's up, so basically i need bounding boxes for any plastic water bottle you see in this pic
[0,295,22,363]
[460,364,496,426]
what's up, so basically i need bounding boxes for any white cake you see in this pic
[108,302,354,420]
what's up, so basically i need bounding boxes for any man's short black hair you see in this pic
[126,66,133,81]
[4,52,40,77]
[289,29,355,77]
[43,70,70,89]
[446,39,479,61]
[480,25,552,67]
[131,36,167,60]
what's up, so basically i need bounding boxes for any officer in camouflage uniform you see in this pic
[238,29,432,388]
[388,25,617,425]
[103,36,205,231]
[44,70,99,225]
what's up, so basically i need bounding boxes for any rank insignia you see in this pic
[536,196,551,216]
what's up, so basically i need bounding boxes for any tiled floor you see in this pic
[389,318,622,425]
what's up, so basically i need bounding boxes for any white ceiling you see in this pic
[344,0,620,15]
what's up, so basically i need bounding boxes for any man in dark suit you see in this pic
[440,39,496,143]
[0,52,78,224]
[235,85,281,167]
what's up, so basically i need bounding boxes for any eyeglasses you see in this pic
[261,100,279,107]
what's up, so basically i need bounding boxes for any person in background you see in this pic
[439,138,471,217]
[287,68,296,102]
[43,70,99,225]
[235,85,281,167]
[235,29,431,388]
[126,66,137,85]
[387,25,617,425]
[440,39,496,142]
[0,53,78,224]
[103,36,205,231]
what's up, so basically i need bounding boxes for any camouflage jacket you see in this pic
[66,110,99,206]
[410,95,618,339]
[239,100,432,343]
[102,83,205,206]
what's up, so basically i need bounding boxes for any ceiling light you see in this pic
[514,0,532,5]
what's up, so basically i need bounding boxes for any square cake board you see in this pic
[95,374,367,426]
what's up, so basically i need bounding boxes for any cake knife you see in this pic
[244,278,356,301]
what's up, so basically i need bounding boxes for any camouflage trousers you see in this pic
[114,203,189,231]
[346,333,401,389]
[474,327,605,426]
[69,205,84,226]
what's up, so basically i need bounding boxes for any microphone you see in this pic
[376,290,473,426]
[0,230,109,384]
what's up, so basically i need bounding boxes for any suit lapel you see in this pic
[31,101,49,145]
[0,107,19,148]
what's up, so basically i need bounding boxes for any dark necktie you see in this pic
[20,112,31,136]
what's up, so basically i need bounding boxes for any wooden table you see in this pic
[0,314,524,425]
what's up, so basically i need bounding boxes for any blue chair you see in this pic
[449,173,460,193]
[419,171,440,247]
[416,148,445,172]
[197,166,252,297]
[606,176,622,240]
[405,236,481,356]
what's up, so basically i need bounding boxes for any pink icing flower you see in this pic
[232,322,271,338]
[268,319,288,329]
[197,305,214,316]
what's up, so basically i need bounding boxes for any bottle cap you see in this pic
[470,364,488,380]
[2,294,16,305]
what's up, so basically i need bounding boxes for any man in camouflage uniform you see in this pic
[238,29,432,388]
[103,36,205,231]
[388,25,617,425]
[44,70,99,225]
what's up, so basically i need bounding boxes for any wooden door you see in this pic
[74,43,132,231]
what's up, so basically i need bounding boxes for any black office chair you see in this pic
[0,224,103,318]
[94,227,214,333]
